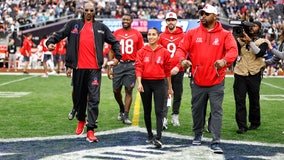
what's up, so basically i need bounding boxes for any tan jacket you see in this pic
[234,38,266,76]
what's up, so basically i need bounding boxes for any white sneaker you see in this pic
[117,112,124,121]
[171,114,180,126]
[41,73,48,78]
[123,118,132,125]
[163,117,168,130]
[48,70,56,75]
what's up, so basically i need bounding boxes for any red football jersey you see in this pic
[112,28,144,61]
[158,26,185,70]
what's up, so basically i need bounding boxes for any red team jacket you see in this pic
[135,44,171,80]
[176,21,238,86]
[158,26,185,72]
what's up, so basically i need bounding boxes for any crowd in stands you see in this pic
[1,0,284,75]
[0,0,283,33]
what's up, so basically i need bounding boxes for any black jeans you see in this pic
[234,72,262,129]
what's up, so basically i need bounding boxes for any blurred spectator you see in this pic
[97,0,106,9]
[104,2,112,18]
[67,1,76,17]
[157,10,165,19]
[115,8,123,18]
[18,14,32,30]
[96,5,104,18]
[264,38,278,76]
[0,0,282,52]
[7,38,17,71]
[137,8,145,19]
[150,9,158,19]
[21,32,33,74]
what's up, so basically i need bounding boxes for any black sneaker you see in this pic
[211,143,223,154]
[153,139,162,148]
[68,108,76,120]
[145,136,153,143]
[248,125,259,130]
[192,133,202,145]
[236,128,247,134]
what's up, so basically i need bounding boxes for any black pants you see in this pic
[73,69,101,130]
[140,79,166,140]
[234,72,262,129]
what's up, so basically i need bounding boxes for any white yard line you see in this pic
[262,82,284,91]
[0,75,38,87]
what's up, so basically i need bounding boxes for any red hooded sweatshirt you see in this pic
[176,21,238,86]
[135,44,171,80]
[158,26,185,71]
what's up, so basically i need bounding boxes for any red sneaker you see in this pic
[75,120,86,135]
[86,130,98,143]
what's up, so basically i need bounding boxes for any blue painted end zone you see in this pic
[0,127,283,160]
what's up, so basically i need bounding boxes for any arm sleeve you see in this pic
[249,41,268,57]
[265,55,281,65]
[223,32,238,65]
[175,32,191,68]
[135,49,143,77]
[164,50,171,77]
[45,21,73,46]
[271,48,284,59]
[104,26,122,61]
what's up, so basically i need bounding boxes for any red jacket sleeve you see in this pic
[135,49,144,77]
[223,32,238,66]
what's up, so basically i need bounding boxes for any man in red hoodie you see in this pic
[158,12,185,129]
[176,4,238,153]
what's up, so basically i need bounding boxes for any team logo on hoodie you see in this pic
[212,38,220,46]
[156,56,163,64]
[196,37,202,43]
[144,57,150,62]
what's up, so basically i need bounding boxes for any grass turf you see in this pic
[0,74,283,144]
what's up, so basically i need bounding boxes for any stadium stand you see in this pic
[0,0,283,75]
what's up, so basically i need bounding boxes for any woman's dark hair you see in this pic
[148,27,160,35]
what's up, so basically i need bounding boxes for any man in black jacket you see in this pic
[46,1,121,143]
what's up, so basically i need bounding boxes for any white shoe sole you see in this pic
[211,148,223,154]
[86,137,98,143]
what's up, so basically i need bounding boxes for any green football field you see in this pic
[0,74,283,144]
